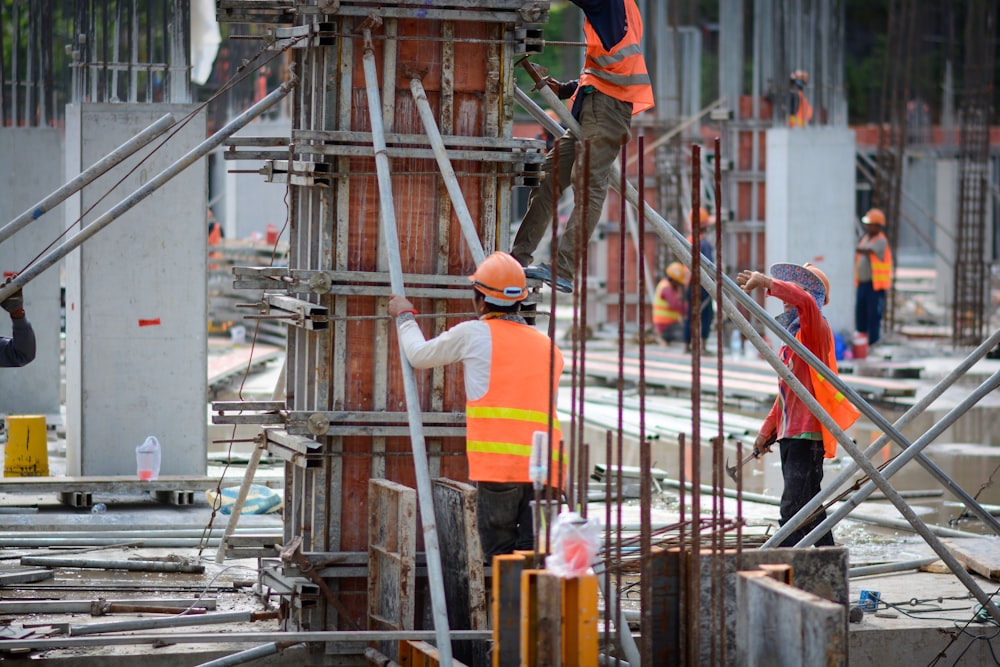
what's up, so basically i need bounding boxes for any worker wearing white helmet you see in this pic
[388,252,565,561]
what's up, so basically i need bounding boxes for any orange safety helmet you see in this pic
[468,252,527,305]
[803,262,830,305]
[665,261,689,284]
[689,206,713,229]
[862,208,886,227]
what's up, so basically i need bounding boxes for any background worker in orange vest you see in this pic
[854,207,893,347]
[652,261,688,345]
[0,287,35,368]
[685,207,715,353]
[737,262,860,547]
[388,252,565,561]
[512,0,654,292]
[788,69,813,127]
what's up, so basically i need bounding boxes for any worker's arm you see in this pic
[767,278,830,361]
[388,294,489,370]
[0,290,34,368]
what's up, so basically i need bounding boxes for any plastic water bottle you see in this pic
[529,431,549,491]
[91,503,107,514]
[730,329,742,357]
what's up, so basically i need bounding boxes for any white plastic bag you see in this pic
[135,436,161,481]
[545,511,602,578]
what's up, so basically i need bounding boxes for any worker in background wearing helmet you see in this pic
[0,287,36,368]
[736,262,860,547]
[788,69,813,127]
[854,208,893,347]
[652,262,689,345]
[388,252,565,562]
[684,207,715,353]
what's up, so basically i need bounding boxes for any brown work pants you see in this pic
[511,90,633,280]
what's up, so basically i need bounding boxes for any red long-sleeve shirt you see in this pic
[759,278,833,442]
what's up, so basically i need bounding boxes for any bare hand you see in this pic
[388,295,415,318]
[753,431,775,455]
[737,270,770,295]
[543,76,562,97]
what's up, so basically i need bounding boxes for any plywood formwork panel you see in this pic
[219,1,549,633]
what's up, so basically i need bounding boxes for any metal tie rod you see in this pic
[359,18,453,665]
[514,84,1000,624]
[767,328,1000,548]
[408,75,486,265]
[797,369,1000,546]
[0,80,296,303]
[0,113,176,245]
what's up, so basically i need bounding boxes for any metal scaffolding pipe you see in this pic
[20,556,204,573]
[69,610,276,636]
[2,538,239,548]
[408,76,486,265]
[0,78,296,303]
[849,558,941,579]
[764,328,1000,547]
[0,630,490,651]
[0,113,176,245]
[797,370,1000,545]
[359,24,453,664]
[514,85,1000,624]
[195,641,303,667]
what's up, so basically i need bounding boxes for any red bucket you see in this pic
[851,332,869,360]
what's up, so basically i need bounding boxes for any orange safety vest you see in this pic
[577,0,654,115]
[652,279,682,327]
[465,319,565,486]
[854,231,893,291]
[799,330,861,458]
[788,89,813,127]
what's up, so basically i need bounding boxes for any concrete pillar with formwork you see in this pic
[736,569,847,666]
[0,128,65,418]
[215,0,550,642]
[765,128,857,338]
[63,104,207,476]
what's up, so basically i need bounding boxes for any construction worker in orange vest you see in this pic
[788,70,813,127]
[0,287,35,368]
[685,206,715,353]
[653,262,689,345]
[388,252,565,561]
[854,207,893,347]
[737,262,860,547]
[512,0,654,292]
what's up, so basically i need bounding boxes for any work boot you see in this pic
[523,263,573,293]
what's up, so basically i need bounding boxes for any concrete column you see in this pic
[0,129,64,418]
[765,128,857,338]
[64,104,206,476]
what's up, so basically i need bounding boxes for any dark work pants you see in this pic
[855,281,885,346]
[684,286,714,344]
[476,481,536,562]
[777,439,834,547]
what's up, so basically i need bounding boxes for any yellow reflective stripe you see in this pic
[467,405,559,428]
[467,440,565,463]
[815,373,848,403]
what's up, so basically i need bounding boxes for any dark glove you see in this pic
[1,289,23,315]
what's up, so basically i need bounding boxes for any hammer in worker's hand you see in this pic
[725,434,776,483]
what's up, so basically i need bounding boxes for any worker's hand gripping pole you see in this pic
[357,16,454,663]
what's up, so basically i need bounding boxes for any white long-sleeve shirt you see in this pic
[396,317,493,400]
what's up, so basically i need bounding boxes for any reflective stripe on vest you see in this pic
[577,0,654,115]
[465,319,565,485]
[798,330,862,458]
[870,236,893,290]
[652,279,682,326]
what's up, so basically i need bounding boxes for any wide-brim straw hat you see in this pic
[770,262,826,306]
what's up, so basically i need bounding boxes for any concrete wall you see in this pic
[64,105,207,476]
[0,129,64,418]
[766,128,857,339]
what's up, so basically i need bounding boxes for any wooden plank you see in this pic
[368,479,417,661]
[944,538,1000,580]
[432,479,489,667]
[492,555,525,667]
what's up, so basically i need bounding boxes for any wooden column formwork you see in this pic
[217,0,549,649]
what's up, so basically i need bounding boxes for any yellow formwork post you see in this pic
[562,574,599,666]
[520,569,542,666]
[4,415,48,476]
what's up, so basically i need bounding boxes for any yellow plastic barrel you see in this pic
[4,415,49,477]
